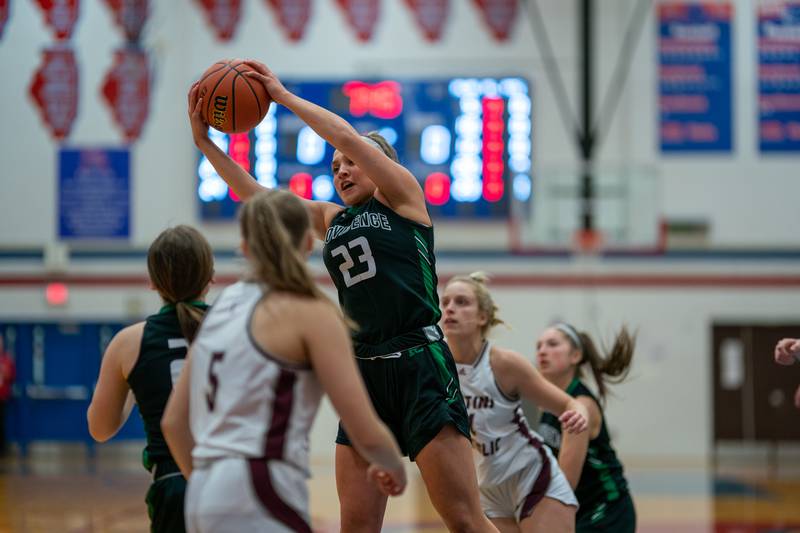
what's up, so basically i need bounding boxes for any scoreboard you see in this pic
[197,77,532,220]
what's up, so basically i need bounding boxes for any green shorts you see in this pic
[576,492,636,533]
[145,462,186,533]
[336,335,470,461]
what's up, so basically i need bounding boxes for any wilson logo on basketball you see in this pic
[211,96,229,128]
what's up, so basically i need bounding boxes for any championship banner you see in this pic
[472,0,517,41]
[0,0,10,40]
[103,0,149,43]
[59,148,130,240]
[658,2,733,152]
[404,0,449,42]
[758,0,800,152]
[101,47,150,142]
[265,0,311,42]
[29,46,79,140]
[336,0,380,42]
[34,0,80,41]
[195,0,241,41]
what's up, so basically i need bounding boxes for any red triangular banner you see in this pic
[29,46,79,140]
[265,0,312,42]
[101,47,150,142]
[404,0,449,42]
[336,0,380,42]
[103,0,149,43]
[34,0,80,41]
[195,0,242,42]
[473,0,517,41]
[0,0,9,40]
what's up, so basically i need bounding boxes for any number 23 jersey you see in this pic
[322,198,441,349]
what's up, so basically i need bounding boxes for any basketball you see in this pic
[197,59,271,134]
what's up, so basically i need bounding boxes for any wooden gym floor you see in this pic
[1,444,799,533]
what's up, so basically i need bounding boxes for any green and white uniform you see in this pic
[538,379,636,532]
[127,303,206,533]
[322,198,469,460]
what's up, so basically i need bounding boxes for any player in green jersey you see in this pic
[536,324,637,533]
[87,225,214,533]
[188,60,496,533]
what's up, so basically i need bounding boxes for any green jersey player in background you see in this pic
[88,225,214,533]
[537,323,637,533]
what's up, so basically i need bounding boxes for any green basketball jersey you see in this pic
[127,304,207,469]
[322,198,441,352]
[538,379,629,519]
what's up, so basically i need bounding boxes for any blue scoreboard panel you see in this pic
[197,77,532,220]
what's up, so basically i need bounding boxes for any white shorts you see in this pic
[480,445,578,522]
[185,456,311,533]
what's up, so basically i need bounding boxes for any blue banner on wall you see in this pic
[59,149,130,239]
[659,2,733,152]
[758,1,800,152]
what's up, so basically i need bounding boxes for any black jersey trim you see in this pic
[246,291,312,371]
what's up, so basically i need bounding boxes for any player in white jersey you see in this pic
[442,272,588,533]
[162,190,406,533]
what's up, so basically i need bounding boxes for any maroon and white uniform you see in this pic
[456,341,577,521]
[186,281,322,533]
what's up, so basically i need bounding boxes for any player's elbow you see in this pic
[86,408,115,443]
[161,409,181,442]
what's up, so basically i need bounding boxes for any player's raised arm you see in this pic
[243,60,429,226]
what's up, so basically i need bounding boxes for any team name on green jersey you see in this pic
[324,211,392,243]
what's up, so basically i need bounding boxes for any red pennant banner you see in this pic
[0,0,9,40]
[34,0,80,41]
[101,47,150,142]
[103,0,149,42]
[404,0,449,42]
[336,0,380,42]
[473,0,517,41]
[265,0,311,42]
[195,0,242,42]
[29,47,79,140]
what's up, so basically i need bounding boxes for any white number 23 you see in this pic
[331,236,377,288]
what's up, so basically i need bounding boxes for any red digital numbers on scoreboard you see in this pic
[342,80,403,119]
[482,97,505,203]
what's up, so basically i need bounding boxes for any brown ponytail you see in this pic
[147,225,214,342]
[569,326,635,403]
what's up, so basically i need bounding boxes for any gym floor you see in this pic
[1,444,799,533]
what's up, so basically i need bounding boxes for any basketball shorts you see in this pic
[185,456,311,533]
[336,334,471,460]
[576,492,636,533]
[145,463,186,533]
[480,445,578,522]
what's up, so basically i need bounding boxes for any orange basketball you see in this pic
[197,59,271,134]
